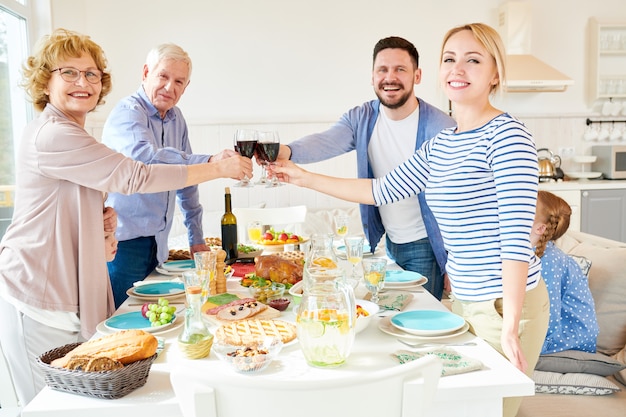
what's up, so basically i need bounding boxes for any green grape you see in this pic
[159,298,169,307]
[167,306,177,315]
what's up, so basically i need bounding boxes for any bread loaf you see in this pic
[51,329,158,368]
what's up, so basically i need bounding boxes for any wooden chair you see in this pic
[232,205,307,244]
[0,344,21,417]
[170,354,442,417]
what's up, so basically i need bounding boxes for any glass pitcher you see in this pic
[296,278,356,368]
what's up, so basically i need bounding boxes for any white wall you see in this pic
[48,0,626,221]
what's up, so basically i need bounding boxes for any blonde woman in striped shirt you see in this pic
[274,23,549,417]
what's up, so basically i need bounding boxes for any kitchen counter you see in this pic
[539,179,626,191]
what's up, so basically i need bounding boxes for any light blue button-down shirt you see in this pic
[102,87,210,264]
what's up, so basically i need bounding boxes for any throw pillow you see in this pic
[569,255,592,276]
[536,350,626,376]
[533,370,621,396]
[611,345,626,386]
[568,242,626,356]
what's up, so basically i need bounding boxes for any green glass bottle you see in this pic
[221,187,238,264]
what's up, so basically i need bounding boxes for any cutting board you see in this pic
[201,293,281,326]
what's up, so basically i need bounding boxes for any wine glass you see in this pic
[257,130,283,188]
[233,129,258,187]
[247,220,263,244]
[334,214,349,238]
[343,236,364,281]
[361,258,387,304]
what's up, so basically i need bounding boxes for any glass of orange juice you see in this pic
[362,258,387,303]
[247,220,263,243]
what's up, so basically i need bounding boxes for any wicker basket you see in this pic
[36,342,157,399]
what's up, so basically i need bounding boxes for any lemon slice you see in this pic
[311,257,337,268]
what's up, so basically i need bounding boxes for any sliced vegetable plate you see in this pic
[133,281,185,296]
[390,310,466,336]
[161,259,196,272]
[104,311,177,333]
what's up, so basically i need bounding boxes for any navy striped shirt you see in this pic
[373,114,540,301]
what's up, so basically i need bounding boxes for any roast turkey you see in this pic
[254,254,303,285]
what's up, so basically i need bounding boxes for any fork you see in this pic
[397,339,477,348]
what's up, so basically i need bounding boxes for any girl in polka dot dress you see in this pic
[531,191,599,354]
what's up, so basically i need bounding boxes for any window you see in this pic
[0,0,49,237]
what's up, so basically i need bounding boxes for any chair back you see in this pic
[0,343,21,417]
[170,354,441,417]
[233,205,307,243]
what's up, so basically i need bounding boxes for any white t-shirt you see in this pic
[368,105,426,243]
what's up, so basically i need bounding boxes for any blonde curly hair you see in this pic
[21,28,112,112]
[534,190,572,258]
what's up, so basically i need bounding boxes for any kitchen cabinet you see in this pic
[587,18,626,104]
[581,189,626,242]
[547,189,582,232]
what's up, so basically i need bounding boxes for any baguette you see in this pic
[50,329,158,368]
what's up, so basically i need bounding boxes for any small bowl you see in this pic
[354,299,379,334]
[267,297,291,311]
[288,280,304,305]
[212,336,283,373]
[248,281,285,304]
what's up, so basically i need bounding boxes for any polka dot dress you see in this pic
[540,241,599,354]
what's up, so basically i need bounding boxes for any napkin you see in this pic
[392,347,483,376]
[366,291,413,311]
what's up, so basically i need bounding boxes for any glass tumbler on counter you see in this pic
[361,258,387,304]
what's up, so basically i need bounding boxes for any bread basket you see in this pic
[36,342,157,399]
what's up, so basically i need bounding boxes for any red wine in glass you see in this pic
[236,140,258,158]
[233,129,258,187]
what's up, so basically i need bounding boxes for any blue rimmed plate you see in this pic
[133,281,185,296]
[161,260,195,272]
[104,311,177,333]
[384,270,427,288]
[390,310,466,336]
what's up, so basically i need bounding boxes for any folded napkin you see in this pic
[392,347,483,376]
[366,291,413,311]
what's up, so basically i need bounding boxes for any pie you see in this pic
[215,319,297,345]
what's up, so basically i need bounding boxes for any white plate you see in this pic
[155,266,181,276]
[566,171,602,179]
[378,316,470,341]
[102,311,179,333]
[390,310,466,336]
[161,259,196,272]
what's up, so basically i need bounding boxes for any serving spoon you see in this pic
[397,339,477,348]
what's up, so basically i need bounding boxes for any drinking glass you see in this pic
[343,236,364,281]
[361,258,387,304]
[193,251,216,302]
[333,214,349,238]
[233,129,258,187]
[257,130,283,187]
[247,220,263,244]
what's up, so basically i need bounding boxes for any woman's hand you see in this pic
[219,154,254,180]
[501,327,527,373]
[208,149,238,162]
[269,160,310,187]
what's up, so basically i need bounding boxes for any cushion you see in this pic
[570,254,592,276]
[611,345,626,386]
[533,370,621,396]
[536,350,626,376]
[567,241,626,356]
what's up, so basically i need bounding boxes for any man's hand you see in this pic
[103,206,117,232]
[208,149,238,162]
[190,243,212,255]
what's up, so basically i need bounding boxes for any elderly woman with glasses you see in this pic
[0,28,252,405]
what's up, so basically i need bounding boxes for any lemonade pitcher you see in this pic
[296,279,356,368]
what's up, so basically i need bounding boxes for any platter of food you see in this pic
[202,293,281,325]
[255,228,308,246]
[237,243,263,259]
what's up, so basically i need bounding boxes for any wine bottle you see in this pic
[221,187,238,264]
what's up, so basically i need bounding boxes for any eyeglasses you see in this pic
[51,67,103,84]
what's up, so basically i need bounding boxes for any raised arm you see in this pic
[271,160,375,205]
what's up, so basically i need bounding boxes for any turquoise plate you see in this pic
[104,311,177,333]
[162,260,196,272]
[390,310,466,336]
[384,270,425,287]
[133,282,185,296]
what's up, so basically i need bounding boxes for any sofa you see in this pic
[517,230,626,417]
